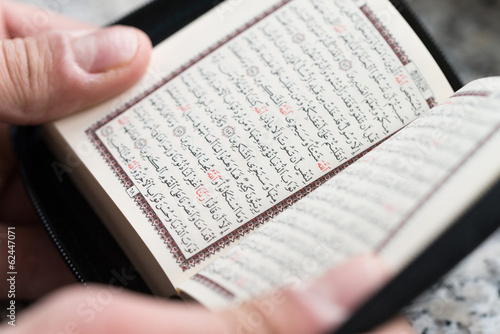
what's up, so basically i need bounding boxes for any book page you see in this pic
[45,0,453,293]
[178,77,500,308]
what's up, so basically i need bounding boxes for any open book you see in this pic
[39,0,500,316]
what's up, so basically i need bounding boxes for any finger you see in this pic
[0,1,93,39]
[1,285,223,333]
[367,317,416,334]
[2,256,405,334]
[0,25,152,125]
[221,255,392,334]
[0,223,75,301]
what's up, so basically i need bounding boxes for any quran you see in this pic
[33,0,500,317]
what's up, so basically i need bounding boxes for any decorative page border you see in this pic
[451,91,491,99]
[87,1,433,271]
[360,5,437,109]
[190,273,236,300]
[360,5,410,66]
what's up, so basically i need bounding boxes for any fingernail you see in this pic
[71,26,139,73]
[297,256,390,330]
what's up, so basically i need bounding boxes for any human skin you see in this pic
[0,2,415,333]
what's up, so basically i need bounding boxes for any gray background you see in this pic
[9,0,500,333]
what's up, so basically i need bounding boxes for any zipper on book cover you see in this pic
[21,180,85,284]
[14,133,86,284]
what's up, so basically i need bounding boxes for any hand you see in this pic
[0,0,152,299]
[0,2,415,334]
[2,256,414,334]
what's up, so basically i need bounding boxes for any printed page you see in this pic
[179,77,500,308]
[45,0,453,294]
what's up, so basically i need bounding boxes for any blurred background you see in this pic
[8,0,500,333]
[410,0,500,84]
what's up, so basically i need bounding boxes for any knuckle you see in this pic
[0,38,30,113]
[255,288,325,334]
[222,290,298,334]
[0,32,62,123]
[222,302,273,334]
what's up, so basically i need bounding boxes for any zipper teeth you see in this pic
[18,159,86,284]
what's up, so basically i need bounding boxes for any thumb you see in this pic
[0,256,415,334]
[220,255,399,334]
[0,25,152,125]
